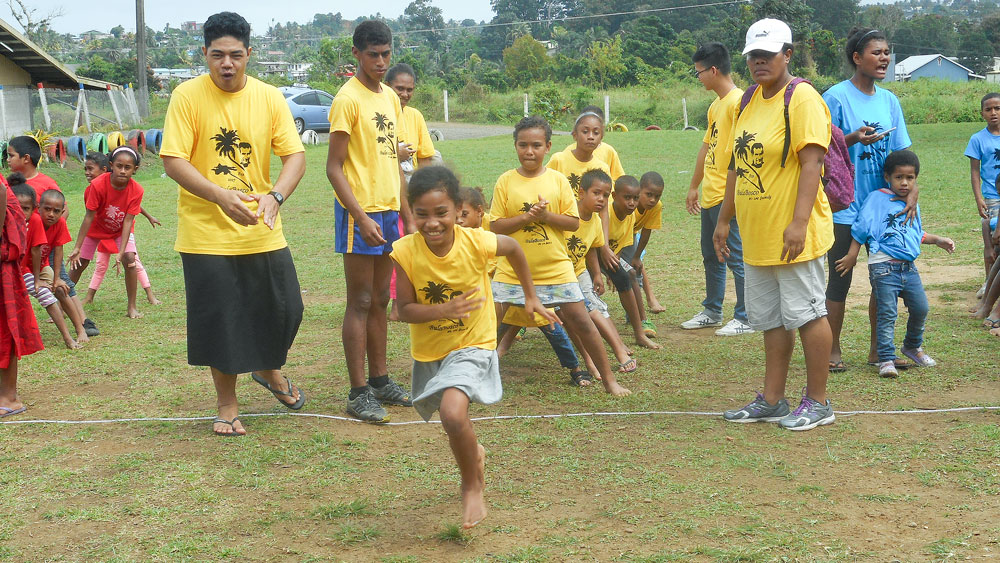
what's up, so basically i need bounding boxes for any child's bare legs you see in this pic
[211,367,246,436]
[639,269,665,314]
[590,312,633,366]
[343,254,392,390]
[0,353,22,414]
[972,256,1000,318]
[134,255,160,305]
[560,319,600,379]
[497,324,519,357]
[44,303,80,349]
[68,258,91,285]
[120,252,142,318]
[866,294,879,364]
[559,301,630,396]
[619,282,659,349]
[439,388,486,528]
[54,289,89,344]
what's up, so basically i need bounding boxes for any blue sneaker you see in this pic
[723,392,790,423]
[778,396,835,431]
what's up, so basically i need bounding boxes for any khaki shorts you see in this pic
[38,266,54,286]
[745,257,827,331]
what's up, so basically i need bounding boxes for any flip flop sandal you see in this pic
[569,370,593,387]
[829,361,847,373]
[0,406,26,418]
[618,358,638,373]
[983,318,1000,329]
[251,372,306,410]
[213,417,243,437]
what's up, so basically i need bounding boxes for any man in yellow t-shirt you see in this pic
[326,20,414,423]
[162,12,306,437]
[684,42,752,337]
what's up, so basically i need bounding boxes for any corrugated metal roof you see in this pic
[0,16,119,90]
[894,54,974,78]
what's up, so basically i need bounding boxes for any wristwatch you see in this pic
[268,191,285,206]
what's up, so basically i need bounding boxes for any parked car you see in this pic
[280,86,335,134]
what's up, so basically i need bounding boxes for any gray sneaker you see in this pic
[370,378,413,406]
[347,388,389,423]
[778,396,835,431]
[723,392,790,423]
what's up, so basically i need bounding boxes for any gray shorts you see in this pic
[744,257,828,331]
[578,270,610,318]
[986,198,1000,220]
[411,347,502,422]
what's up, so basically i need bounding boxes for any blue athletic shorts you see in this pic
[334,200,401,255]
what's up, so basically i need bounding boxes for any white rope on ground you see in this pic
[1,406,997,427]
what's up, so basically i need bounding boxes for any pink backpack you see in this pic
[739,78,855,212]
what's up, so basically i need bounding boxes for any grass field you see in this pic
[1,122,998,561]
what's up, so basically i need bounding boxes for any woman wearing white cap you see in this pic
[712,18,836,430]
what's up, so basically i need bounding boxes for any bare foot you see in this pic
[636,335,661,350]
[602,379,632,396]
[63,335,82,349]
[990,327,1000,337]
[971,308,988,319]
[625,346,634,356]
[76,333,90,345]
[81,297,93,306]
[969,303,982,313]
[648,302,666,314]
[461,444,487,529]
[127,309,144,319]
[147,296,162,305]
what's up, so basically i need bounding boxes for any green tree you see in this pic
[404,0,446,48]
[804,0,858,37]
[957,21,993,75]
[621,16,674,69]
[587,36,627,88]
[503,34,550,86]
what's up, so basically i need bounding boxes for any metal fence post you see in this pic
[443,89,449,123]
[524,93,529,117]
[604,95,610,124]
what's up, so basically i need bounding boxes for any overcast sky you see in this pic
[5,1,496,35]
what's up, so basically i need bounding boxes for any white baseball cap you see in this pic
[742,18,793,55]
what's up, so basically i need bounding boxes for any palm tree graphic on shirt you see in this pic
[993,148,1000,169]
[420,281,465,326]
[566,234,585,265]
[879,212,907,247]
[706,121,719,166]
[734,131,764,194]
[567,172,581,193]
[858,120,884,163]
[211,127,252,192]
[519,202,549,240]
[373,112,397,158]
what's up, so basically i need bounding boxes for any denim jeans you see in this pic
[869,261,929,362]
[700,204,747,321]
[499,322,578,370]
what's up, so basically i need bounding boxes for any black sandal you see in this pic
[213,417,243,437]
[251,372,306,410]
[569,370,593,387]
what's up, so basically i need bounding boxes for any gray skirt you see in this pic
[181,247,303,374]
[411,347,502,421]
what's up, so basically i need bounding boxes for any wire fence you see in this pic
[0,85,150,141]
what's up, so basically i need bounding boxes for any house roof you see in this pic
[0,17,118,90]
[895,54,974,78]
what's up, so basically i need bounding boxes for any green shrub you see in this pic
[530,82,571,126]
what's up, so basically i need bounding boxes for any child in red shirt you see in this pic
[69,147,145,319]
[9,176,81,349]
[39,190,90,344]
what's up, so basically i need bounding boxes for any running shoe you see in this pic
[715,318,754,336]
[370,378,413,406]
[681,311,723,330]
[347,388,389,423]
[83,318,100,337]
[723,392,790,423]
[641,319,657,337]
[778,396,836,431]
[878,360,898,378]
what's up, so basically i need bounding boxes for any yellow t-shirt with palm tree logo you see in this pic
[564,142,626,180]
[607,205,636,255]
[566,213,605,276]
[329,76,406,212]
[732,82,833,266]
[390,226,498,362]
[488,168,579,286]
[701,87,743,209]
[546,150,611,198]
[161,74,304,255]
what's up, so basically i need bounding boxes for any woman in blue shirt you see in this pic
[822,27,913,372]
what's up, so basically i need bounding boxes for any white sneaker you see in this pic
[680,311,723,330]
[715,318,754,336]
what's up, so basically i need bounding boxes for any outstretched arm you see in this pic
[922,232,955,254]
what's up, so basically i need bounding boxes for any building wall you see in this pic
[909,58,969,82]
[0,55,32,139]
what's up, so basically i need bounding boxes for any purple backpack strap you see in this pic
[738,84,758,117]
[779,77,812,167]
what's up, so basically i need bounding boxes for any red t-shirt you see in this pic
[41,217,72,263]
[84,173,144,240]
[26,173,61,202]
[21,212,50,274]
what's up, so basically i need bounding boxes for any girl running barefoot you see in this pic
[392,166,557,529]
[68,147,145,319]
[80,152,161,307]
[491,116,631,396]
